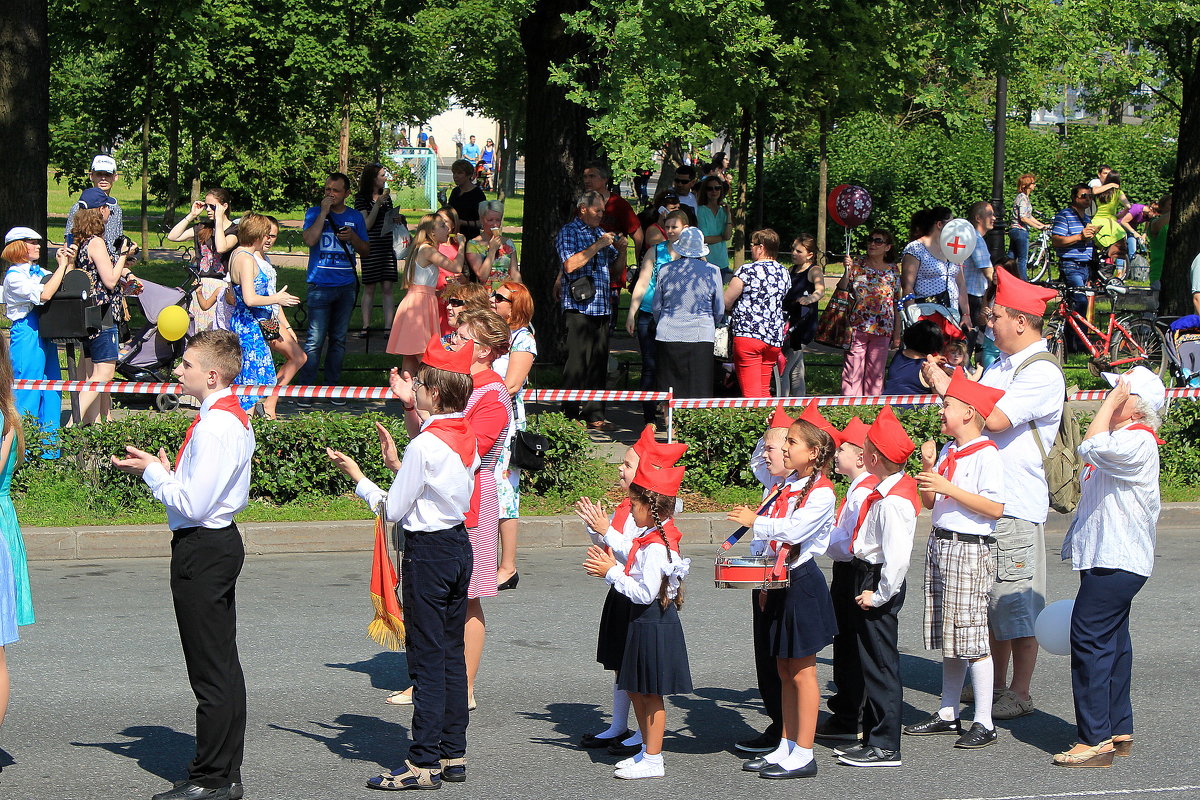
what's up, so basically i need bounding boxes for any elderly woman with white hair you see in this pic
[466,199,519,287]
[652,226,724,398]
[1053,366,1165,768]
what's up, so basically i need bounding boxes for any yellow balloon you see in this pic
[157,305,190,341]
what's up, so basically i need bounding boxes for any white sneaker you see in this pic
[615,754,643,769]
[614,760,664,780]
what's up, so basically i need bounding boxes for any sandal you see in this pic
[1052,740,1115,768]
[367,760,441,790]
[385,689,413,706]
[1112,736,1132,756]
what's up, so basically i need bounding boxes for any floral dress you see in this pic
[467,236,517,288]
[230,250,277,411]
[903,240,961,310]
[494,326,538,519]
[847,258,900,338]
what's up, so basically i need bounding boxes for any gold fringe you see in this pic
[368,592,406,650]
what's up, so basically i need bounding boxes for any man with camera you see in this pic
[298,173,369,395]
[556,190,620,429]
[64,154,123,253]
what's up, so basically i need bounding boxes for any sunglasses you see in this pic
[868,237,889,245]
[447,298,466,307]
[673,178,691,184]
[491,292,512,304]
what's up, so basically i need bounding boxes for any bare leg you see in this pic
[402,355,420,377]
[1006,636,1039,701]
[0,646,8,726]
[777,656,819,747]
[629,692,666,755]
[380,282,395,330]
[263,331,307,418]
[359,283,375,333]
[78,361,116,425]
[497,518,518,585]
[465,598,485,699]
[991,633,1012,690]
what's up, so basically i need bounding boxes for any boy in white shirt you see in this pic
[906,368,1006,749]
[328,335,480,790]
[113,330,254,800]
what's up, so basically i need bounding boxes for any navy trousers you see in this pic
[401,525,473,767]
[827,560,865,725]
[751,589,782,739]
[1071,567,1147,746]
[851,559,905,752]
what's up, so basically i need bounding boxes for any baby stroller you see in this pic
[115,274,198,411]
[1165,315,1200,388]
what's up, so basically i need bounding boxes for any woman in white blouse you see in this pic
[2,228,72,451]
[1054,367,1165,768]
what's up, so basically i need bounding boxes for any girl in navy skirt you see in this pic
[584,454,692,780]
[575,426,686,755]
[727,412,838,779]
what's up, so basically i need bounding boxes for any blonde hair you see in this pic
[236,213,272,246]
[0,335,26,455]
[788,419,835,501]
[456,308,511,359]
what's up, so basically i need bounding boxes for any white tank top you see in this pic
[410,247,439,287]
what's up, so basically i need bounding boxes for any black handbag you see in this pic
[568,274,596,304]
[509,428,548,471]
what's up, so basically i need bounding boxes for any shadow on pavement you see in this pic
[325,652,409,692]
[675,688,764,754]
[70,725,194,781]
[520,701,608,758]
[269,713,408,767]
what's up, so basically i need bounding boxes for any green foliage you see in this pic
[525,412,604,495]
[759,116,1176,246]
[1159,399,1200,492]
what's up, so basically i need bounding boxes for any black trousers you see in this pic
[656,340,714,399]
[826,560,864,724]
[170,524,246,789]
[562,311,610,423]
[751,589,782,738]
[850,559,905,752]
[401,525,473,767]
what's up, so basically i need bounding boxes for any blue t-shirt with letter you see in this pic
[304,206,366,286]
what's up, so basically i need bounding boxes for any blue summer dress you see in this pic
[0,437,33,637]
[230,250,277,411]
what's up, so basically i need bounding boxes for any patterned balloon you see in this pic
[827,184,850,227]
[834,185,873,227]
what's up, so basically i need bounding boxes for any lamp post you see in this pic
[988,71,1008,263]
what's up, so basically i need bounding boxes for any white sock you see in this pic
[940,657,968,721]
[777,745,814,770]
[640,752,663,765]
[597,685,631,738]
[763,738,793,764]
[622,729,643,747]
[971,657,995,730]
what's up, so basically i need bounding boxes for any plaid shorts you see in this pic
[923,529,995,659]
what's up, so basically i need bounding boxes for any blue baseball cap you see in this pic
[78,187,117,209]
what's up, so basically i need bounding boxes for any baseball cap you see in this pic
[78,187,117,209]
[1102,366,1166,411]
[4,226,43,245]
[91,155,117,173]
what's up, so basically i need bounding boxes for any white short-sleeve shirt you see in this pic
[930,436,1004,536]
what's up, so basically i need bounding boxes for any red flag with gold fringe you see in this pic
[368,511,405,650]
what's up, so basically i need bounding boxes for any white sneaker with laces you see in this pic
[614,759,664,780]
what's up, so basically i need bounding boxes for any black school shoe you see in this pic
[814,716,860,741]
[152,783,230,800]
[608,741,643,757]
[580,730,631,749]
[759,760,818,779]
[734,731,780,754]
[954,723,999,749]
[837,746,901,767]
[903,713,963,736]
[831,742,868,758]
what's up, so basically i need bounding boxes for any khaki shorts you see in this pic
[987,517,1047,640]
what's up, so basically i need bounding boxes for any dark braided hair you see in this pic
[788,419,836,503]
[629,482,684,610]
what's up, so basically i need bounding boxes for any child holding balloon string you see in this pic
[583,454,692,780]
[726,406,839,779]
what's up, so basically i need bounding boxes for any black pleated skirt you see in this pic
[617,600,693,696]
[765,558,839,659]
[596,586,633,670]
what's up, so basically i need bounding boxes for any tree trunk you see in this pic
[519,0,596,361]
[753,99,765,231]
[189,129,201,205]
[501,117,518,197]
[371,84,384,159]
[1162,47,1200,317]
[653,139,685,197]
[816,108,828,259]
[0,0,48,263]
[338,81,351,174]
[497,117,509,201]
[164,94,180,226]
[731,105,752,268]
[140,108,151,250]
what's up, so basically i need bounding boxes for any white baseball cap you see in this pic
[4,226,43,245]
[91,154,117,173]
[1102,365,1167,411]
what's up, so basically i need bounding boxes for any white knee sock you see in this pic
[777,744,814,770]
[940,657,968,720]
[597,684,630,738]
[763,738,793,764]
[971,657,995,730]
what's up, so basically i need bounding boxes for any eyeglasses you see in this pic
[868,238,888,245]
[450,331,474,344]
[447,298,466,307]
[491,292,512,304]
[412,378,425,390]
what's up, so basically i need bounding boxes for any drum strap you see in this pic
[719,482,787,551]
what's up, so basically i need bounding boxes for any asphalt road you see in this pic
[2,519,1199,800]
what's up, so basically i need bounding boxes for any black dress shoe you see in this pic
[741,757,772,772]
[954,722,999,749]
[228,784,243,800]
[497,572,519,591]
[734,731,780,754]
[580,730,631,748]
[608,741,642,757]
[837,746,901,767]
[831,741,867,758]
[152,782,229,800]
[760,760,818,779]
[903,713,962,736]
[814,716,860,741]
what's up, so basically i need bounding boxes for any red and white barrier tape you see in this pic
[525,389,670,403]
[13,380,394,400]
[671,394,937,409]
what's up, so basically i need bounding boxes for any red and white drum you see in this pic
[714,555,790,590]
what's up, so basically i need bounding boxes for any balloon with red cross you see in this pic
[938,218,977,265]
[827,184,873,228]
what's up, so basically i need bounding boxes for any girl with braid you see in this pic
[727,409,839,780]
[584,451,692,780]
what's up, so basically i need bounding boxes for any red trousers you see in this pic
[732,336,780,397]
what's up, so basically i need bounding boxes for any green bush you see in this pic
[525,412,605,495]
[1159,399,1200,492]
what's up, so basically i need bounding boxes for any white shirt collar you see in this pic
[199,386,235,414]
[996,337,1048,370]
[418,411,466,431]
[875,471,904,494]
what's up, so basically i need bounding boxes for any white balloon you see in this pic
[939,218,977,265]
[1034,598,1075,655]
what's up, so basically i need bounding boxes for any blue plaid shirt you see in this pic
[557,217,617,316]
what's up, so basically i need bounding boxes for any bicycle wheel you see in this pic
[1043,318,1066,364]
[1028,244,1052,283]
[1108,318,1167,377]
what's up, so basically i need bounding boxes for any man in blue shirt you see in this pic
[462,135,481,164]
[297,173,368,393]
[966,201,999,367]
[1051,184,1099,348]
[556,190,618,428]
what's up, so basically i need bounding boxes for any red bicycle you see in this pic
[1042,279,1166,376]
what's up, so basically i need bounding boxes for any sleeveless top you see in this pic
[409,248,440,287]
[76,235,123,330]
[639,241,673,313]
[783,264,818,347]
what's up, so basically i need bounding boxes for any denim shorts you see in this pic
[83,326,120,363]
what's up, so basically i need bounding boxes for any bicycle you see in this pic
[1041,278,1166,377]
[1026,228,1054,282]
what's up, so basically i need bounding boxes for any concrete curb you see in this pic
[22,504,1200,561]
